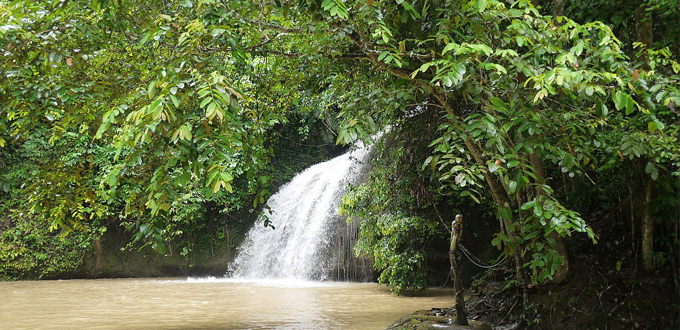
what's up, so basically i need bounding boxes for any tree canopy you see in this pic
[2,0,678,293]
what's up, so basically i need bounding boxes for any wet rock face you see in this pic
[327,213,375,282]
[73,226,232,279]
[325,145,376,282]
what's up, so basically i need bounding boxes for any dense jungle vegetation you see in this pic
[1,0,679,327]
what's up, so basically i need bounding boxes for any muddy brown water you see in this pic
[0,278,455,329]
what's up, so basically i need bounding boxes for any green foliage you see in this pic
[340,117,449,294]
[1,0,302,253]
[1,0,678,290]
[563,0,680,56]
[0,212,104,281]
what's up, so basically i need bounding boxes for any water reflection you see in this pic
[0,278,454,329]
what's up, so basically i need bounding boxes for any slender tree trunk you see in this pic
[629,177,637,245]
[449,215,468,326]
[636,4,654,270]
[358,40,530,304]
[642,176,654,271]
[463,138,528,305]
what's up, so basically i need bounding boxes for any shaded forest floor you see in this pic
[393,222,680,329]
[467,255,678,329]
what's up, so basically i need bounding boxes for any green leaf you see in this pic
[536,242,544,251]
[211,29,225,36]
[585,85,594,96]
[442,42,457,55]
[490,97,507,111]
[200,96,213,108]
[644,162,659,180]
[220,172,233,182]
[521,200,535,210]
[508,180,517,194]
[177,171,191,186]
[645,161,654,174]
[150,98,163,119]
[492,237,501,249]
[498,207,512,220]
[488,161,499,173]
[533,202,543,217]
[148,81,156,99]
[442,76,453,87]
[158,203,170,212]
[108,167,121,187]
[507,160,521,168]
[181,125,192,140]
[140,223,151,235]
[614,91,635,115]
[422,156,433,171]
[138,32,152,47]
[206,102,217,119]
[648,121,658,133]
[570,40,584,56]
[198,89,211,98]
[613,91,626,110]
[321,0,334,10]
[170,94,180,108]
[152,241,167,255]
[625,96,635,115]
[474,0,488,13]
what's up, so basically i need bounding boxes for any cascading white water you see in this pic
[229,143,372,280]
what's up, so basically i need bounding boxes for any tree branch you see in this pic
[245,20,307,34]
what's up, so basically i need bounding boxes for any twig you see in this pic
[607,294,629,318]
[502,298,519,322]
[598,284,612,314]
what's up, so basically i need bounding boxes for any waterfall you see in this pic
[229,143,373,281]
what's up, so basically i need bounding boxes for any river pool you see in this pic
[0,277,454,329]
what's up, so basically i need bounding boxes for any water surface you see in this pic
[0,278,454,329]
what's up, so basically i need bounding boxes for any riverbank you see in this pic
[388,309,493,330]
[389,225,680,329]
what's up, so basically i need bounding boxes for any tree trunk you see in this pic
[642,176,654,271]
[629,177,637,244]
[372,53,530,305]
[636,4,654,68]
[635,5,654,269]
[449,215,468,326]
[635,6,654,46]
[463,138,528,305]
[552,0,564,17]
